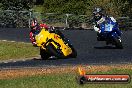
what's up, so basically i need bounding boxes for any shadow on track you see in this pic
[94,46,121,49]
[33,56,72,61]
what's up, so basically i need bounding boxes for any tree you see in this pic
[1,0,32,11]
[42,0,87,15]
[83,0,132,17]
[33,0,44,5]
[0,0,33,28]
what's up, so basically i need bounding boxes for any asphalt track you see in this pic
[0,28,132,69]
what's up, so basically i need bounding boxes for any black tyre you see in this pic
[40,48,51,60]
[114,38,123,49]
[46,43,65,59]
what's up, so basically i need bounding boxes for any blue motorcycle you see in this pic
[96,18,123,49]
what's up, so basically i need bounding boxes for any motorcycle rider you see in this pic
[29,18,49,46]
[92,7,121,41]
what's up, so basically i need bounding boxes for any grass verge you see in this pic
[0,65,132,88]
[0,41,39,60]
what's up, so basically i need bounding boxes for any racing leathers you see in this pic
[93,16,121,41]
[29,23,49,46]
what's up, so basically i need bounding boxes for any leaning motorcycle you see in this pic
[35,28,77,59]
[94,20,123,49]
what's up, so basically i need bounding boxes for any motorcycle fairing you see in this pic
[35,28,72,56]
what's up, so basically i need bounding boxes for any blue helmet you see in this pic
[93,7,103,21]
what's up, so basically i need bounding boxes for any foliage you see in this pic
[1,0,32,11]
[0,0,131,28]
[42,0,87,15]
[85,0,132,17]
[41,0,132,17]
[0,0,32,28]
[0,0,131,17]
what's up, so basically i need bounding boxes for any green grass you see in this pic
[33,5,43,13]
[0,69,132,88]
[0,41,39,60]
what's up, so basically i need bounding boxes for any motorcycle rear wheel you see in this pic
[114,38,123,49]
[46,43,65,59]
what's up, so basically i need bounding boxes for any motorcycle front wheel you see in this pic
[114,37,123,49]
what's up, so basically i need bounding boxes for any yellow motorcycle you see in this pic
[35,28,77,59]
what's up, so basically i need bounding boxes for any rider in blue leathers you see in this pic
[92,7,121,41]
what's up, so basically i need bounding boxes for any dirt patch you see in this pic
[0,64,132,79]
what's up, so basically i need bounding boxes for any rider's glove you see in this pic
[94,25,101,33]
[98,29,101,33]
